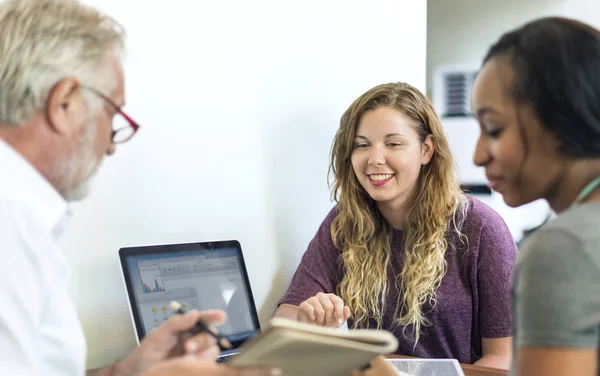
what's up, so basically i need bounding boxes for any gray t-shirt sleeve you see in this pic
[515,228,600,349]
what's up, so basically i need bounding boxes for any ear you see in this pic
[46,77,87,136]
[421,134,435,165]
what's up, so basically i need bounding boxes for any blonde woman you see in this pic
[276,82,516,369]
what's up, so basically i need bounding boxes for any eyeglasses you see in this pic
[83,86,140,144]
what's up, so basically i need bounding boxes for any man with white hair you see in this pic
[0,1,278,375]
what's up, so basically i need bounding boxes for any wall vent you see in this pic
[433,65,478,118]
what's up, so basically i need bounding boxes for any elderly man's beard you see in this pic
[51,118,103,202]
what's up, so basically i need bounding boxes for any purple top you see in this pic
[279,196,516,364]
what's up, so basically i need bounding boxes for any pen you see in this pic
[169,300,232,349]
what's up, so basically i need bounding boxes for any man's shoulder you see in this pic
[0,196,45,234]
[0,197,53,264]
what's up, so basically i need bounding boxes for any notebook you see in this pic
[119,240,261,362]
[227,317,399,376]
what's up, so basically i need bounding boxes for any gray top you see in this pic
[280,196,517,364]
[512,202,600,375]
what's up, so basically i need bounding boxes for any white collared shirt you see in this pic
[0,140,86,376]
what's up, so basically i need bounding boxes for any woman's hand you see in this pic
[297,292,350,327]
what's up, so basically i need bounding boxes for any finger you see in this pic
[329,294,346,327]
[184,332,217,355]
[297,301,316,323]
[316,293,335,327]
[196,310,228,327]
[301,297,322,324]
[344,305,351,322]
[308,297,326,326]
[163,309,227,335]
[185,342,220,361]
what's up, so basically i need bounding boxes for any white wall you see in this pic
[59,0,427,368]
[562,0,600,28]
[427,0,568,98]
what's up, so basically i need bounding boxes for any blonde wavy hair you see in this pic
[0,0,125,125]
[329,82,466,343]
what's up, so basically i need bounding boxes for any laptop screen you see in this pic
[119,240,260,350]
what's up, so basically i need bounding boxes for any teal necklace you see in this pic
[572,176,600,206]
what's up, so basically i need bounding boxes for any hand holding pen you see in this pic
[114,306,229,375]
[170,300,233,350]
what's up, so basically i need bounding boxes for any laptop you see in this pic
[119,240,261,363]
